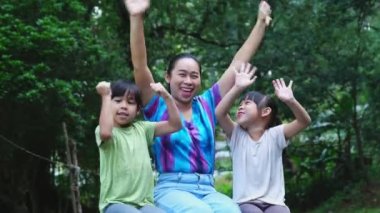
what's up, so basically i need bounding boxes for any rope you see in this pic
[0,133,98,175]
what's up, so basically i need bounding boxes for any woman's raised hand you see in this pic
[258,1,272,26]
[124,0,150,16]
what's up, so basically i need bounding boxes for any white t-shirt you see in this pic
[227,124,288,206]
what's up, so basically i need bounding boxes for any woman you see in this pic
[125,0,272,212]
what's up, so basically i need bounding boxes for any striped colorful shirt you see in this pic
[143,84,221,174]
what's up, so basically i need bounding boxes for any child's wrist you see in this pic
[162,94,172,101]
[284,97,297,104]
[256,17,267,25]
[233,85,246,92]
[101,94,111,99]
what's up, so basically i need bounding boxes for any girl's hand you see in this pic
[96,81,111,96]
[124,0,150,16]
[234,63,257,90]
[150,82,170,99]
[273,78,295,103]
[258,1,272,26]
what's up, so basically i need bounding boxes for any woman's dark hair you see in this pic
[110,80,142,109]
[241,91,281,129]
[167,53,202,75]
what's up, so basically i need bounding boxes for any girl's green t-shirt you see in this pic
[95,121,156,212]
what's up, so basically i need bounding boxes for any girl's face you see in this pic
[236,99,260,128]
[112,93,139,127]
[165,58,201,105]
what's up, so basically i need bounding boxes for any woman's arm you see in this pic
[125,0,155,106]
[150,83,182,136]
[216,64,257,138]
[272,79,311,140]
[96,81,113,141]
[218,1,271,97]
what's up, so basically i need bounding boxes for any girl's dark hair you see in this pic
[241,91,281,129]
[110,80,142,108]
[167,53,202,75]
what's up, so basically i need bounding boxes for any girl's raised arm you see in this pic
[217,1,271,97]
[216,64,257,138]
[125,0,155,106]
[150,83,182,136]
[96,82,113,141]
[273,79,311,140]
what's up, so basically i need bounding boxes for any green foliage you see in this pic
[0,0,380,212]
[0,0,128,211]
[308,164,380,213]
[215,173,233,198]
[215,158,232,172]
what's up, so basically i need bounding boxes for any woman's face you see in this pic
[165,57,201,105]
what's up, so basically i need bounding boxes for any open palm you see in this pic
[125,0,150,15]
[234,63,256,89]
[273,78,294,102]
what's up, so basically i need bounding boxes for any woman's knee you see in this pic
[156,200,213,213]
[215,202,240,213]
[154,189,213,213]
[202,192,240,213]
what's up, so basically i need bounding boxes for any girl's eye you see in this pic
[127,97,136,104]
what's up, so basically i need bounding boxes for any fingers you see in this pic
[272,78,294,89]
[125,0,150,15]
[97,81,109,87]
[260,1,272,15]
[248,66,257,76]
[265,16,272,26]
[234,63,258,84]
[96,81,110,90]
[244,63,252,73]
[237,63,247,73]
[235,63,256,74]
[260,1,272,26]
[150,83,162,96]
[233,66,239,75]
[150,82,160,91]
[96,81,111,96]
[150,82,168,95]
[151,82,171,98]
[288,80,293,89]
[272,79,280,89]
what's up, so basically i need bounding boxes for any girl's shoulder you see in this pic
[131,120,155,129]
[266,124,288,148]
[267,124,284,135]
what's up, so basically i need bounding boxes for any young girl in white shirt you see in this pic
[216,63,311,213]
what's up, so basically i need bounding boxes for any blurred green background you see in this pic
[1,0,379,212]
